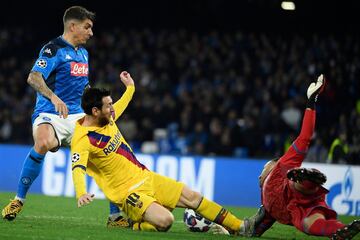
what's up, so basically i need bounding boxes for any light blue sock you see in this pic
[16,148,45,200]
[109,202,121,220]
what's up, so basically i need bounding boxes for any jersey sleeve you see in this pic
[31,43,60,80]
[71,136,91,199]
[279,109,314,168]
[113,85,135,121]
[278,140,307,169]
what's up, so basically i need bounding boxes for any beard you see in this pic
[98,115,110,127]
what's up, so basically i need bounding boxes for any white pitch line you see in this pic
[0,233,79,240]
[20,215,185,224]
[21,215,89,220]
[21,215,184,222]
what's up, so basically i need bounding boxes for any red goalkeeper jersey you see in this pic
[261,110,330,225]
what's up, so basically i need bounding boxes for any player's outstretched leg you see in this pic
[287,167,327,185]
[331,219,360,240]
[177,185,252,235]
[194,197,245,235]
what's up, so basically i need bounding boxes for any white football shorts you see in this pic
[32,112,85,151]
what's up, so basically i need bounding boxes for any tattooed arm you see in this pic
[27,71,69,118]
[27,71,53,99]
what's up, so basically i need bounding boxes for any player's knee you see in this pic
[156,213,174,231]
[34,137,58,153]
[179,186,202,208]
[187,190,202,209]
[34,137,56,152]
[34,138,50,151]
[34,131,58,153]
[34,125,58,151]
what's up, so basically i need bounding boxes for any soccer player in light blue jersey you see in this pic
[2,6,128,227]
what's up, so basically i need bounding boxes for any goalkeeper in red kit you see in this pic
[248,75,360,240]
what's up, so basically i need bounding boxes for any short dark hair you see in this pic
[81,88,111,115]
[63,6,95,24]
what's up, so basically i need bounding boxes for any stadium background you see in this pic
[1,0,360,226]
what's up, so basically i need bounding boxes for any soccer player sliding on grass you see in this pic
[249,74,360,240]
[70,70,256,235]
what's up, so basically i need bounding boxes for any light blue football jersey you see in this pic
[31,36,90,123]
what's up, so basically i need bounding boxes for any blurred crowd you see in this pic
[0,28,359,164]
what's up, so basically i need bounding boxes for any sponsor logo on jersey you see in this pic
[103,131,122,155]
[36,59,47,68]
[96,137,103,146]
[70,62,88,76]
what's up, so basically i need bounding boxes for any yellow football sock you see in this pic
[196,197,242,232]
[132,222,158,231]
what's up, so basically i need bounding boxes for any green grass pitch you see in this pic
[0,192,359,240]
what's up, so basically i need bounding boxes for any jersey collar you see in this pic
[59,35,81,50]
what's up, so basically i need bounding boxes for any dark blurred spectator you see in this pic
[281,100,301,131]
[327,132,349,164]
[0,110,12,141]
[117,113,139,148]
[305,137,328,163]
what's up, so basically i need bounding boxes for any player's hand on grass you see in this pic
[119,71,134,86]
[78,193,95,207]
[51,94,68,118]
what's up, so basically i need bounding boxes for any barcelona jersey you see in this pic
[71,86,151,204]
[31,36,89,123]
